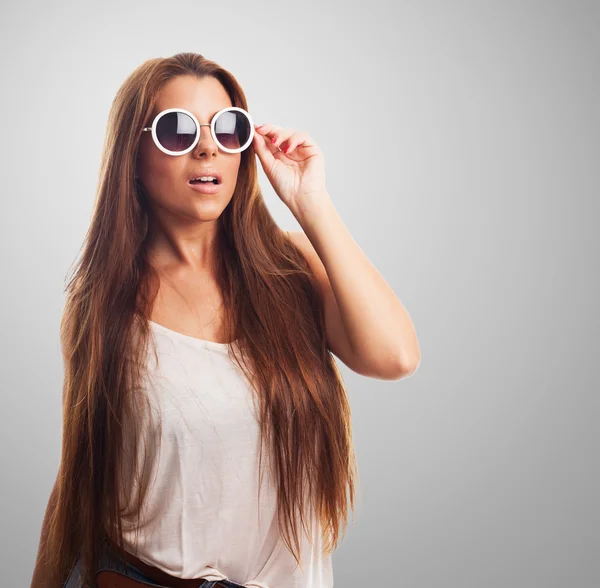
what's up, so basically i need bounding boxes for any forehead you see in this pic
[152,75,233,122]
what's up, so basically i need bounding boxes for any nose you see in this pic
[193,123,218,157]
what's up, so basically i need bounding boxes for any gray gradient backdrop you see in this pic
[2,1,598,587]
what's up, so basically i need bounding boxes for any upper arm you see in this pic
[286,230,377,377]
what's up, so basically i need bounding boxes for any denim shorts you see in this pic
[63,536,246,588]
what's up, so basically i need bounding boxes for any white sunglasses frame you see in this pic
[142,106,255,156]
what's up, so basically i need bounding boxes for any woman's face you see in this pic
[136,75,242,223]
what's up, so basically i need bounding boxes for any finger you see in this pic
[270,129,296,151]
[252,128,277,167]
[281,132,309,154]
[255,124,293,149]
[254,123,283,137]
[254,124,279,156]
[257,129,294,158]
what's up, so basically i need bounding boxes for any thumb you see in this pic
[252,129,276,169]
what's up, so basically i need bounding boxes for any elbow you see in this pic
[350,344,420,381]
[389,351,421,380]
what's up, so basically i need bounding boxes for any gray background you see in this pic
[2,1,598,586]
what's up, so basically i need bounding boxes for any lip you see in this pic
[188,180,221,194]
[187,170,223,184]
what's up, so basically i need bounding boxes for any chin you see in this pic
[190,201,227,219]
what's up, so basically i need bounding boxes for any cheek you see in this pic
[227,156,242,185]
[137,159,182,203]
[149,153,181,186]
[137,142,170,181]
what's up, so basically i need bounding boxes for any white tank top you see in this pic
[116,319,334,588]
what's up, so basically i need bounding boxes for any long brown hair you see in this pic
[44,52,359,588]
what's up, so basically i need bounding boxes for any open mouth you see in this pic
[187,177,222,193]
[189,178,220,185]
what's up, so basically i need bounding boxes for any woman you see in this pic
[31,52,420,588]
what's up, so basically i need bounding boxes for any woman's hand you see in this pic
[252,123,327,215]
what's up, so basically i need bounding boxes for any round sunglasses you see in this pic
[142,106,255,156]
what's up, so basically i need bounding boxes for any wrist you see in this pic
[291,191,333,223]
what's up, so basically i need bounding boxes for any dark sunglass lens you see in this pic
[156,111,197,152]
[214,110,251,150]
